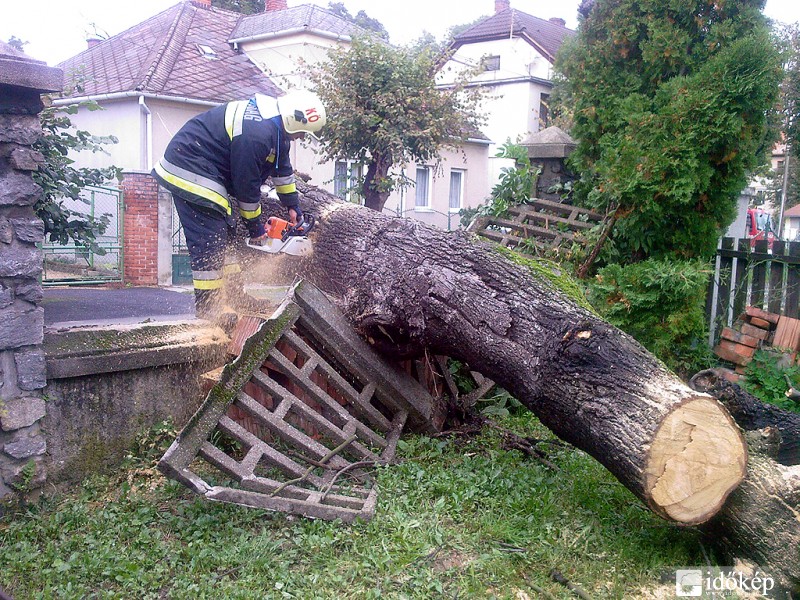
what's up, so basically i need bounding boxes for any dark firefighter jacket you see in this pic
[152,96,298,230]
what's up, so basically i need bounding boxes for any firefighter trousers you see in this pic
[172,192,240,320]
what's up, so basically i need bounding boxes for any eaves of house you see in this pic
[229,4,366,46]
[450,7,575,64]
[56,1,282,105]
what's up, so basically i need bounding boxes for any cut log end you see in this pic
[645,396,747,525]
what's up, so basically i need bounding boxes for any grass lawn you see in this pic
[0,413,708,599]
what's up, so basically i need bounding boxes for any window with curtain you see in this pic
[449,170,464,211]
[415,166,431,208]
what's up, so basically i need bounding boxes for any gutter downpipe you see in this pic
[139,95,152,171]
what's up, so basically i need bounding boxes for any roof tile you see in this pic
[453,8,575,61]
[58,1,281,103]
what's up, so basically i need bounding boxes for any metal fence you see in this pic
[41,185,124,286]
[706,237,800,344]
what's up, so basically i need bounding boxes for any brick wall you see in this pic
[121,172,159,285]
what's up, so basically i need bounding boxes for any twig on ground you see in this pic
[319,460,381,501]
[529,584,559,600]
[550,569,592,600]
[270,434,358,497]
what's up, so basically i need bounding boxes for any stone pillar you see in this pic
[520,126,577,202]
[121,172,159,286]
[0,42,62,500]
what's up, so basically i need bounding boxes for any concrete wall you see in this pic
[42,320,227,484]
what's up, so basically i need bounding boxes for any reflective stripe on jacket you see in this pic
[152,97,298,219]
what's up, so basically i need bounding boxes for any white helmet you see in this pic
[277,90,327,137]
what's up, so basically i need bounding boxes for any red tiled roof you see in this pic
[783,204,800,218]
[452,8,575,62]
[57,2,281,103]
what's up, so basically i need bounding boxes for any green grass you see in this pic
[0,413,707,599]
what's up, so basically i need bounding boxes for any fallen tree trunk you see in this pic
[257,184,748,527]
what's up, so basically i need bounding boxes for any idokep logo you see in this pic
[675,569,703,597]
[674,567,777,598]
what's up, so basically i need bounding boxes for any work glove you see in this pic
[246,218,266,239]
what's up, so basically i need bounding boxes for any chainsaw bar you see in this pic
[246,236,313,256]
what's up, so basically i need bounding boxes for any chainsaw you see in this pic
[246,214,315,256]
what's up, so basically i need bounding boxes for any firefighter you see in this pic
[152,90,326,325]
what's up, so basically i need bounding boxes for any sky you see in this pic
[2,0,800,67]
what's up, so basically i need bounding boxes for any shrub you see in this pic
[587,258,715,378]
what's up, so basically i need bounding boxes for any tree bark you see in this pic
[259,184,749,527]
[704,434,800,593]
[690,369,800,466]
[362,152,392,212]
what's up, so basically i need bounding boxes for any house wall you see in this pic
[66,99,145,171]
[241,33,349,90]
[437,37,553,149]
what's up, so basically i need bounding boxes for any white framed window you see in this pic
[333,161,363,204]
[449,170,464,212]
[334,161,348,199]
[415,166,431,209]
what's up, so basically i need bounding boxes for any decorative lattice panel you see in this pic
[470,198,604,254]
[159,283,441,522]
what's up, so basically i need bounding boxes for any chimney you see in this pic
[549,17,566,26]
[265,0,288,10]
[86,35,103,49]
[191,0,211,8]
[495,0,510,13]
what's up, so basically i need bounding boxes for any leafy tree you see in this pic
[326,3,389,40]
[211,0,262,14]
[6,36,27,52]
[305,35,484,211]
[776,23,800,214]
[554,0,783,263]
[34,100,121,252]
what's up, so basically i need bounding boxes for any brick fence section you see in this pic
[121,172,159,285]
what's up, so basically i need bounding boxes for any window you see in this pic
[415,166,431,208]
[449,170,464,211]
[333,161,363,204]
[197,44,218,60]
[482,55,501,71]
[539,93,550,129]
[334,162,348,199]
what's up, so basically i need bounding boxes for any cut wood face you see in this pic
[645,397,747,524]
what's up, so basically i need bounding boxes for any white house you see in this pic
[437,0,575,182]
[54,0,491,286]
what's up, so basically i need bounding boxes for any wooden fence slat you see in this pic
[751,240,770,309]
[732,238,750,320]
[713,238,734,338]
[787,242,800,319]
[769,241,786,314]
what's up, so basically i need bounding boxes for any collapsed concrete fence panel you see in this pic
[158,282,444,523]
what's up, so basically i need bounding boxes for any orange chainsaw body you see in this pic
[266,217,291,240]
